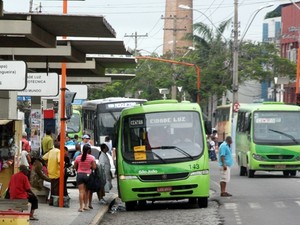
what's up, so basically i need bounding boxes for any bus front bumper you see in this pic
[118,174,210,202]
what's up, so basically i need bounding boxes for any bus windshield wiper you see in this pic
[268,129,298,144]
[146,151,166,163]
[159,146,194,159]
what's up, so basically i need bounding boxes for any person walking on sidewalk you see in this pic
[74,144,96,212]
[218,136,234,197]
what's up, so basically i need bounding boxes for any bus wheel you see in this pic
[290,171,297,176]
[247,169,255,178]
[188,197,197,205]
[239,166,247,176]
[125,201,137,211]
[138,200,147,208]
[197,197,208,208]
[283,171,290,177]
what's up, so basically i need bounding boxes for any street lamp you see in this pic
[232,1,274,111]
[178,4,228,42]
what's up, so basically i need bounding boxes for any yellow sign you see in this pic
[134,145,146,160]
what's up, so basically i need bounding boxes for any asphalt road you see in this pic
[100,161,300,225]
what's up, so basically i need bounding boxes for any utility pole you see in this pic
[232,0,239,108]
[124,32,148,56]
[162,15,186,99]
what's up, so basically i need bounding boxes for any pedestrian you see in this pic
[80,134,92,146]
[8,165,39,220]
[41,129,54,155]
[104,136,112,155]
[209,136,217,161]
[30,157,51,202]
[73,143,82,160]
[42,142,62,205]
[74,144,96,212]
[64,146,72,197]
[73,134,79,145]
[98,143,112,204]
[218,136,234,197]
[20,131,31,168]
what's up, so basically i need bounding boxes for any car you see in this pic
[66,145,116,186]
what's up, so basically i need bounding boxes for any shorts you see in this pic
[220,167,231,183]
[76,173,90,185]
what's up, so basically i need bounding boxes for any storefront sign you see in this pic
[0,61,27,90]
[18,73,59,96]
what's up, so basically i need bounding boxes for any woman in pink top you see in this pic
[74,144,96,212]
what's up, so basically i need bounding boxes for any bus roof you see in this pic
[82,97,146,105]
[82,97,146,110]
[238,102,300,112]
[121,100,201,115]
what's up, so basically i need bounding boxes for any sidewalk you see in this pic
[26,187,116,225]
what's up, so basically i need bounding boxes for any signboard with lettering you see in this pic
[18,73,59,97]
[0,61,27,90]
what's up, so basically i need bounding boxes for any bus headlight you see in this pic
[119,175,137,180]
[252,153,265,161]
[190,170,209,176]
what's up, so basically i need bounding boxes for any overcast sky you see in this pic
[3,0,294,55]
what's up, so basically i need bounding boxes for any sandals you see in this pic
[88,205,93,209]
[30,217,39,221]
[220,192,232,197]
[78,209,84,212]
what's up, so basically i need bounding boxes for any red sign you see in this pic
[233,102,240,112]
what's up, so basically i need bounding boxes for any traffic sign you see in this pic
[0,61,27,90]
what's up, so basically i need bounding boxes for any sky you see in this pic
[3,0,295,55]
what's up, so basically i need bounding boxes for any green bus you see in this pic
[116,100,210,210]
[67,109,83,141]
[236,102,300,178]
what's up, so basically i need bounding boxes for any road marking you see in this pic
[274,201,286,208]
[295,201,300,207]
[224,203,238,210]
[248,202,262,209]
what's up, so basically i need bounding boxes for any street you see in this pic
[100,161,300,225]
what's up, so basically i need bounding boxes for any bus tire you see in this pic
[125,201,137,211]
[188,197,197,205]
[197,197,208,208]
[290,170,297,176]
[283,171,290,177]
[247,169,255,178]
[239,166,247,176]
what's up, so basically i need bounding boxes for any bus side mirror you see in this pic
[204,121,212,135]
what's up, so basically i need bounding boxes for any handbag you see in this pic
[86,169,102,193]
[66,165,76,177]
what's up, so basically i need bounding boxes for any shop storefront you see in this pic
[0,120,22,198]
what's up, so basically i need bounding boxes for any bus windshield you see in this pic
[97,111,121,136]
[67,113,81,133]
[253,111,300,145]
[122,111,203,164]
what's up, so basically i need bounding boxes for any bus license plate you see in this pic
[275,165,286,169]
[157,187,172,192]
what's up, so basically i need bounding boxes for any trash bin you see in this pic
[0,210,30,225]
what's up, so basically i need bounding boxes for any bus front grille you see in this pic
[138,172,189,181]
[266,155,294,160]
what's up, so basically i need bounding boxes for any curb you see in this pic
[89,194,118,225]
